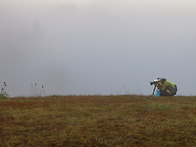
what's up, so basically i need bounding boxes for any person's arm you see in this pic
[160,85,176,96]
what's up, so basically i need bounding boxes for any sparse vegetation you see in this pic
[0,81,8,99]
[0,93,9,99]
[1,95,196,146]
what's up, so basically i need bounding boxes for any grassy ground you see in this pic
[1,95,196,146]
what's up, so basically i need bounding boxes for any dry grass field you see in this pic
[1,95,196,146]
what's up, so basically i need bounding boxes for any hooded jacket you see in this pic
[160,81,177,96]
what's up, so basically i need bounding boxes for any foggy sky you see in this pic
[0,0,196,97]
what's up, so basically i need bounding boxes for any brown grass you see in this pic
[1,95,196,146]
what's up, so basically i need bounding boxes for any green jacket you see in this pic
[160,81,177,96]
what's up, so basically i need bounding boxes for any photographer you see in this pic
[150,78,177,96]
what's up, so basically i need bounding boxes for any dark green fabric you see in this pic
[160,81,177,96]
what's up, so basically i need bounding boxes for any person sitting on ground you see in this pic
[154,78,177,96]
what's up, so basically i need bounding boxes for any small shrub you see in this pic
[0,93,9,99]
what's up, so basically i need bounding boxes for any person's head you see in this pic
[157,77,166,82]
[155,77,166,87]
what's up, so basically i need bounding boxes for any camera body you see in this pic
[150,78,166,85]
[150,81,157,85]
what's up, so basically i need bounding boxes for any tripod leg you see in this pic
[152,86,156,95]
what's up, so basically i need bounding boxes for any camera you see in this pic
[150,81,157,85]
[150,78,166,85]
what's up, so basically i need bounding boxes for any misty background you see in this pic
[0,0,196,97]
